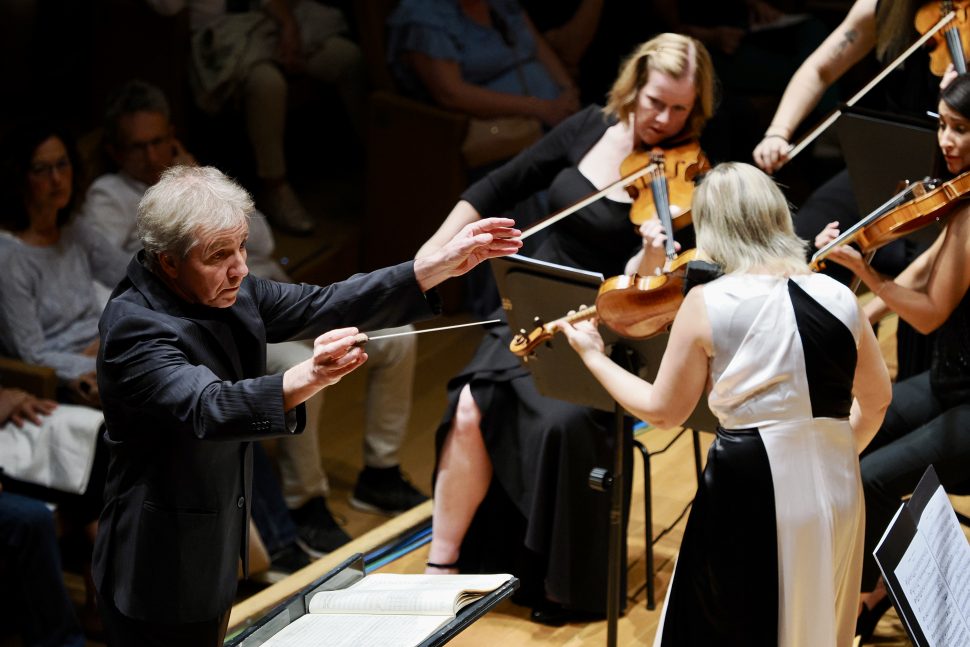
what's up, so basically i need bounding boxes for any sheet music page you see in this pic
[258,613,450,647]
[917,488,970,628]
[308,573,512,615]
[895,487,970,644]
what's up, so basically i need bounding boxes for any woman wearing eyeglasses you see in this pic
[0,124,128,408]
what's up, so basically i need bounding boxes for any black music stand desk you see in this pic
[226,554,518,647]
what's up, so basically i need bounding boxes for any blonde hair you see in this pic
[693,162,808,275]
[137,165,252,267]
[875,0,921,61]
[605,33,716,142]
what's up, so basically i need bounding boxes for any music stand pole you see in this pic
[607,398,624,647]
[591,344,634,647]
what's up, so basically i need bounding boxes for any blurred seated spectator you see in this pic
[0,124,127,409]
[651,0,830,163]
[0,381,107,644]
[146,0,366,235]
[387,0,580,131]
[0,487,86,647]
[520,0,603,81]
[83,80,427,557]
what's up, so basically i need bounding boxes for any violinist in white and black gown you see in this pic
[561,162,892,646]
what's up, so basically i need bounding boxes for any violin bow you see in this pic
[518,161,659,240]
[787,11,956,161]
[809,182,920,270]
[354,319,502,346]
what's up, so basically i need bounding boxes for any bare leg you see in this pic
[426,384,492,574]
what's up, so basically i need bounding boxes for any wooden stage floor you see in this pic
[226,313,946,646]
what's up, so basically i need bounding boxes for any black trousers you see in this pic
[859,371,970,589]
[97,591,230,647]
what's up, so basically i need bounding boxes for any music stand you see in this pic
[491,255,715,646]
[836,106,938,214]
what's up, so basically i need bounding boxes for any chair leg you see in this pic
[633,438,655,610]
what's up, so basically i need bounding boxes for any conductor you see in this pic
[91,165,521,646]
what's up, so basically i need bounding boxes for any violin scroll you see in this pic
[509,307,596,358]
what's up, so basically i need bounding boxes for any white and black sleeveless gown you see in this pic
[654,273,865,647]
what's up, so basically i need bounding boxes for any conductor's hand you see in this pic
[753,135,790,174]
[413,217,522,292]
[283,328,368,410]
[557,317,606,362]
[311,327,368,387]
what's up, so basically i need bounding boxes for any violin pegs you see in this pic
[533,315,544,328]
[519,328,527,335]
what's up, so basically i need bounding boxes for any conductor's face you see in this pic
[159,223,250,308]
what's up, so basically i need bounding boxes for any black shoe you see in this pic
[268,542,312,575]
[530,601,570,627]
[290,497,351,557]
[350,465,429,516]
[856,596,892,642]
[529,600,601,627]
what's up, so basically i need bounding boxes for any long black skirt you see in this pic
[433,318,631,614]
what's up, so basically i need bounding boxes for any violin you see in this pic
[518,140,709,240]
[508,251,720,358]
[511,152,707,357]
[811,168,970,270]
[620,141,710,229]
[915,0,970,76]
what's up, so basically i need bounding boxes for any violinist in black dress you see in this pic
[416,33,718,620]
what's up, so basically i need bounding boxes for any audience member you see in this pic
[83,80,427,558]
[0,487,86,647]
[0,124,127,408]
[146,0,366,235]
[520,0,603,82]
[387,0,579,128]
[653,0,830,163]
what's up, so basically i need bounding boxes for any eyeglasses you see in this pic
[29,157,72,177]
[124,134,172,156]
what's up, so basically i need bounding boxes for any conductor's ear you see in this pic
[157,251,180,279]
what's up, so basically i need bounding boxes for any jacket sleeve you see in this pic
[255,260,440,343]
[98,307,300,442]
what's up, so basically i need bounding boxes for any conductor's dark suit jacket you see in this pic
[93,253,438,624]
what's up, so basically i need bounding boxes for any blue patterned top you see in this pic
[387,0,561,101]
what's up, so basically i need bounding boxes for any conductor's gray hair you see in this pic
[137,165,252,267]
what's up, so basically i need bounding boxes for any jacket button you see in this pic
[237,496,245,508]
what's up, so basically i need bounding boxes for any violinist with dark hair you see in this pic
[416,33,716,624]
[753,0,966,382]
[816,72,970,642]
